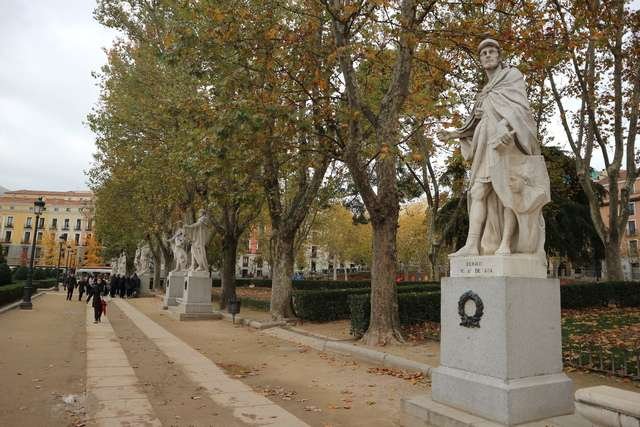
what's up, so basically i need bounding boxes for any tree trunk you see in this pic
[362,215,403,345]
[220,234,239,310]
[604,240,624,280]
[333,254,338,281]
[270,233,295,320]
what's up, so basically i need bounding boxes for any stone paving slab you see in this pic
[113,298,309,427]
[85,306,161,427]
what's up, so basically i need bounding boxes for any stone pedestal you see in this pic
[170,271,221,321]
[428,257,574,425]
[163,271,185,309]
[139,273,152,296]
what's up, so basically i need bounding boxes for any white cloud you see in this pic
[0,0,117,191]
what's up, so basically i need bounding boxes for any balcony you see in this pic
[627,230,637,236]
[1,239,11,244]
[61,226,69,231]
[49,225,57,230]
[74,227,82,231]
[24,224,32,229]
[4,223,13,229]
[21,238,31,244]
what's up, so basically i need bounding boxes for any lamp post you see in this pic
[55,236,65,291]
[20,197,45,309]
[65,244,72,277]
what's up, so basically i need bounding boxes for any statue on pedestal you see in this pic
[438,38,550,257]
[167,225,189,272]
[134,242,152,275]
[183,209,212,272]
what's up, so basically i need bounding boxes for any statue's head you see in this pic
[478,38,501,71]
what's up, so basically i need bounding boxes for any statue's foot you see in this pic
[495,245,511,255]
[452,243,479,257]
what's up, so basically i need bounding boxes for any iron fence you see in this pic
[563,343,640,380]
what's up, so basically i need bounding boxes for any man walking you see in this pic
[65,274,76,301]
[78,274,87,301]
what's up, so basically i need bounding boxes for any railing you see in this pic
[627,230,637,236]
[1,239,11,243]
[61,226,69,231]
[74,227,81,231]
[24,224,32,229]
[4,223,13,228]
[49,225,57,230]
[564,343,640,381]
[21,238,31,244]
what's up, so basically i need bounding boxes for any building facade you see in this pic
[0,190,95,268]
[598,171,640,280]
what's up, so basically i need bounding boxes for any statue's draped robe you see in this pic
[455,67,550,255]
[185,217,211,271]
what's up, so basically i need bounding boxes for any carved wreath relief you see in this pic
[458,290,484,328]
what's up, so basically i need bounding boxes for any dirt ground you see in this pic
[107,302,248,426]
[133,298,431,427]
[0,292,86,427]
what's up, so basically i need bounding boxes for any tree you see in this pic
[82,234,103,267]
[542,0,640,279]
[40,231,58,266]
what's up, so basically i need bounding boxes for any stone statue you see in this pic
[167,225,189,272]
[135,242,152,275]
[438,38,550,257]
[183,209,212,272]
[117,251,127,275]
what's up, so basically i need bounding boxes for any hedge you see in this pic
[292,283,441,321]
[0,263,11,286]
[212,278,439,291]
[211,293,270,312]
[560,281,640,309]
[349,291,441,337]
[0,279,56,307]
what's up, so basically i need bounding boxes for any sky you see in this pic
[0,0,117,192]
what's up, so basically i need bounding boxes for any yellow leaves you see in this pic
[265,26,279,41]
[342,3,359,17]
[209,7,224,23]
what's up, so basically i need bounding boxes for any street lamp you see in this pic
[65,244,72,277]
[55,236,65,291]
[20,197,45,309]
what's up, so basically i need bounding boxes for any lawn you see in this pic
[562,307,640,378]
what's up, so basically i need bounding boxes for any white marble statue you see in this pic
[183,209,212,272]
[438,38,550,257]
[135,242,152,275]
[167,226,189,272]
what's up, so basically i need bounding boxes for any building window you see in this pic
[25,217,32,228]
[629,202,636,216]
[63,219,69,230]
[38,217,44,228]
[5,216,13,227]
[629,220,636,236]
[242,256,249,267]
[75,219,81,230]
[35,247,42,258]
[23,231,31,244]
[51,218,57,229]
[74,234,80,245]
[87,219,93,231]
[65,208,71,212]
[54,207,59,212]
[311,245,318,259]
[311,261,317,272]
[630,240,638,257]
[4,231,11,243]
[61,233,68,241]
[37,231,43,242]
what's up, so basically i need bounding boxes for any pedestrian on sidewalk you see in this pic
[92,292,103,323]
[77,274,87,301]
[65,275,76,301]
[118,275,126,298]
[109,274,117,298]
[86,276,95,304]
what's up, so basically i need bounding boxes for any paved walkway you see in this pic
[111,298,309,427]
[85,304,161,426]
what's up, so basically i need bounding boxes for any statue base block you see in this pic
[139,273,153,296]
[449,254,547,279]
[163,271,185,309]
[170,271,220,321]
[432,276,573,425]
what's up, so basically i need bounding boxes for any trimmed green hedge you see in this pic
[0,263,11,286]
[292,283,440,321]
[0,283,24,306]
[560,281,640,309]
[211,293,270,312]
[212,278,439,291]
[349,291,441,337]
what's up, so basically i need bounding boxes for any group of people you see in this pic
[62,272,142,323]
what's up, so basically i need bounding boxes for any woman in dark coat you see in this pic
[92,291,103,323]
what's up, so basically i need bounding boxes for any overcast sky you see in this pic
[0,0,116,192]
[2,2,632,193]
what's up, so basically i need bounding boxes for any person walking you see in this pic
[65,275,76,301]
[92,291,103,323]
[78,275,87,301]
[109,274,117,298]
[86,276,95,304]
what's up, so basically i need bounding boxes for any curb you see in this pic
[219,312,287,330]
[0,290,50,315]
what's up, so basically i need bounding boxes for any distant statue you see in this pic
[183,209,212,272]
[135,242,152,275]
[117,251,127,275]
[438,38,550,258]
[167,225,189,272]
